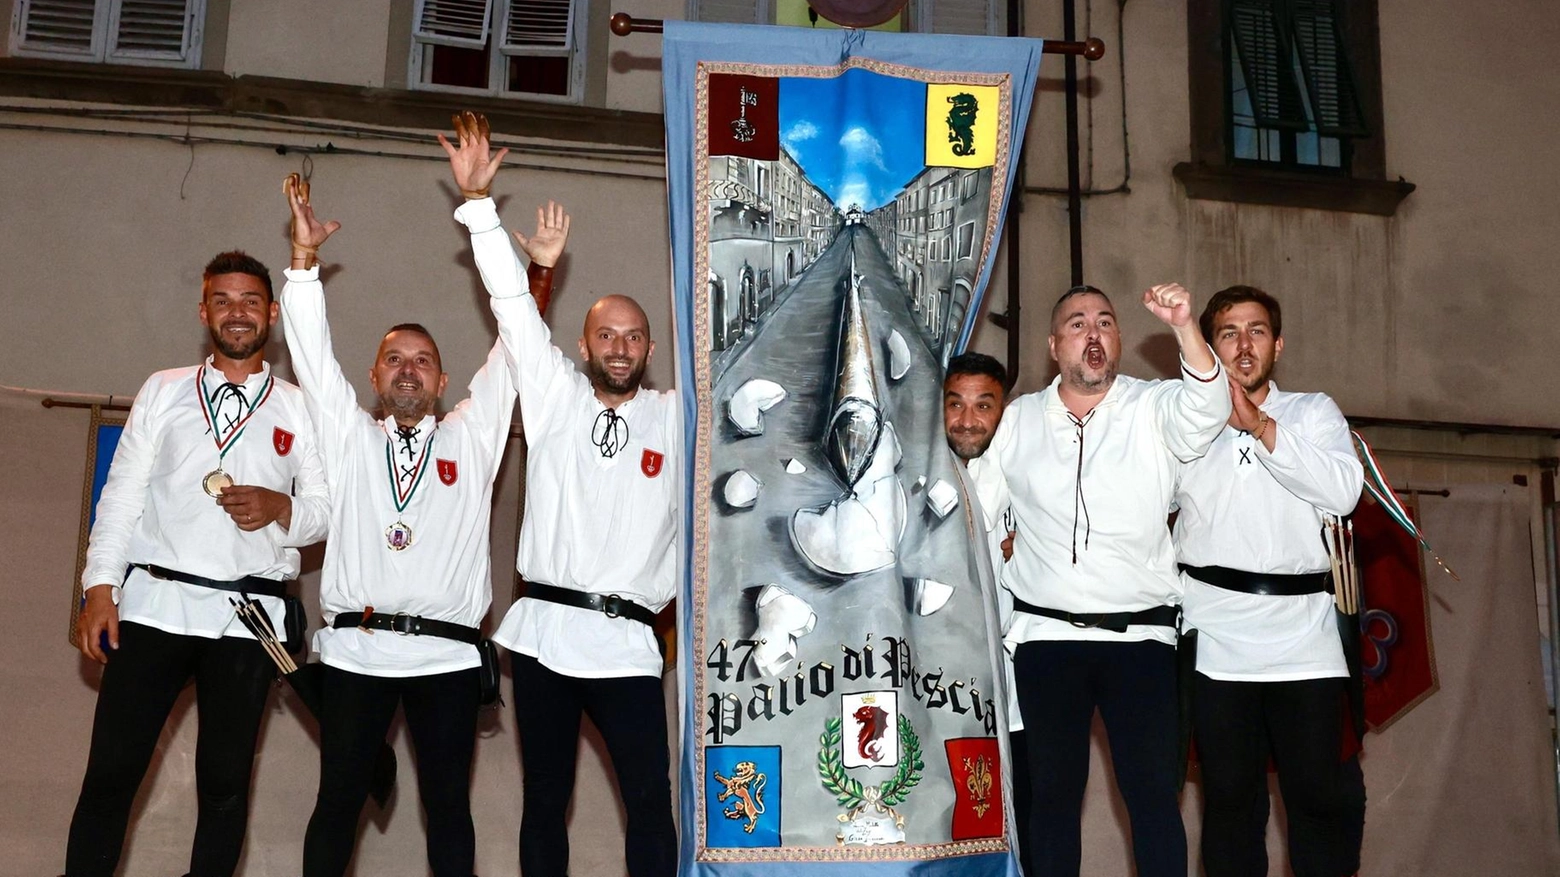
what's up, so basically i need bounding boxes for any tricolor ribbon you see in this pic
[196,365,275,464]
[384,429,436,515]
[1351,430,1460,581]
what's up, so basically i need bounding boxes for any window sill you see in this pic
[0,57,663,150]
[1172,162,1414,216]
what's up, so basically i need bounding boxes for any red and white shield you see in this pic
[273,427,295,457]
[437,459,458,486]
[641,448,664,478]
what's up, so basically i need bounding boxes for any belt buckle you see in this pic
[1066,612,1097,629]
[601,594,623,619]
[391,612,414,636]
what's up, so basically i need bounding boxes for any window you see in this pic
[411,0,581,101]
[956,221,975,260]
[1176,0,1413,215]
[9,0,205,67]
[1227,0,1365,172]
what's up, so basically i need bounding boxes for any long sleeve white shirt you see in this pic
[992,359,1230,647]
[281,263,520,678]
[81,358,330,639]
[1173,383,1362,681]
[457,198,680,680]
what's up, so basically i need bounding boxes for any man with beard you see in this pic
[457,128,678,877]
[987,283,1230,877]
[67,252,330,877]
[1173,286,1365,877]
[942,352,1030,877]
[279,113,569,877]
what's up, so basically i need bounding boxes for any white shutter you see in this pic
[13,0,104,57]
[919,0,1000,36]
[501,0,571,52]
[414,0,493,49]
[690,0,768,24]
[107,0,197,62]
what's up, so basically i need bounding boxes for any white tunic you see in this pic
[82,358,330,640]
[281,264,521,678]
[991,360,1230,648]
[965,452,1023,732]
[458,198,680,680]
[1173,384,1362,681]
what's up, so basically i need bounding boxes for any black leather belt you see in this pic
[1013,598,1180,633]
[331,610,481,645]
[133,563,288,599]
[524,581,657,628]
[1180,564,1330,597]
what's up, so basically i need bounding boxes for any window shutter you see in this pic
[501,0,571,52]
[926,0,997,36]
[13,0,102,57]
[690,0,768,24]
[414,0,493,49]
[1228,0,1308,131]
[1287,0,1369,137]
[108,0,197,62]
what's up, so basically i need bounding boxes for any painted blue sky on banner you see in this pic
[779,68,926,212]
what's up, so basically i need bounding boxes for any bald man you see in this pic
[451,124,678,877]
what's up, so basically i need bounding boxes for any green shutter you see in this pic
[1228,0,1309,131]
[1287,0,1369,137]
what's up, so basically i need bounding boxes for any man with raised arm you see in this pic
[1174,285,1366,877]
[452,119,679,877]
[990,283,1231,877]
[66,251,329,877]
[279,113,567,877]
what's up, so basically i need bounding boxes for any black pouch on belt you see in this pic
[283,594,308,656]
[477,639,502,707]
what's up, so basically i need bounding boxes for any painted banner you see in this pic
[664,22,1042,876]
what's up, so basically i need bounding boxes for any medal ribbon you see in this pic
[383,429,436,515]
[195,364,275,465]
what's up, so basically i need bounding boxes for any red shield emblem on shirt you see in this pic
[641,449,664,478]
[437,459,458,486]
[273,427,294,457]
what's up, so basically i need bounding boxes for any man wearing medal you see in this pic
[279,115,569,877]
[455,118,679,877]
[67,252,330,877]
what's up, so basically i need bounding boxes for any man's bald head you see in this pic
[578,294,655,403]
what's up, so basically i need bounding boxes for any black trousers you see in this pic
[1014,639,1187,877]
[302,665,480,877]
[1010,728,1033,877]
[1192,673,1366,877]
[65,621,275,877]
[512,654,675,877]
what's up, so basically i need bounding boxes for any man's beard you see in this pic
[1063,360,1117,395]
[585,354,646,396]
[208,320,269,360]
[377,373,435,422]
[947,428,994,461]
[1232,358,1274,393]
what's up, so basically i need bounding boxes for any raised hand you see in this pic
[1141,282,1195,329]
[283,173,341,266]
[512,200,572,269]
[439,110,510,198]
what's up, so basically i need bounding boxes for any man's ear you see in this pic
[1047,334,1059,363]
[1273,335,1285,363]
[436,373,450,399]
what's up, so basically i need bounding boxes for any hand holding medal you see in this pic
[216,484,293,532]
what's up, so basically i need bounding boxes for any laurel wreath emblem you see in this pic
[816,714,924,807]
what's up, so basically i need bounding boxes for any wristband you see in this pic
[460,187,490,200]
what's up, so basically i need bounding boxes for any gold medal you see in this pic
[385,520,414,551]
[203,469,234,497]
